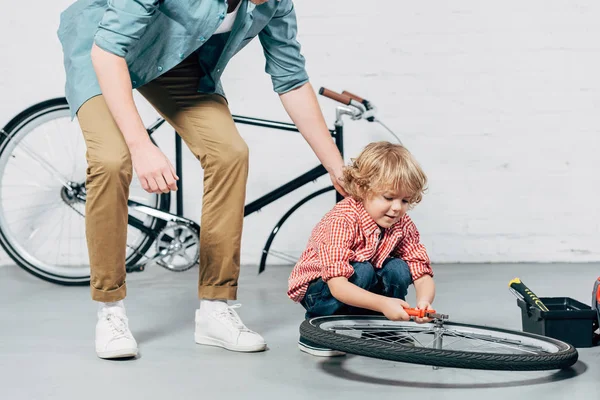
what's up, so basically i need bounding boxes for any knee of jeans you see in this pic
[383,259,413,289]
[351,262,376,289]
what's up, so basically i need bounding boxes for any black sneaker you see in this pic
[298,336,346,357]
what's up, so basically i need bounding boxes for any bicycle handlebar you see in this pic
[341,90,366,104]
[319,86,379,124]
[319,87,353,105]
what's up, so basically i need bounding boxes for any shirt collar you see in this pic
[349,198,381,237]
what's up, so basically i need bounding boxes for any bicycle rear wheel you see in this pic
[300,315,578,371]
[0,98,170,284]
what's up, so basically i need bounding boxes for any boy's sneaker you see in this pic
[195,304,266,352]
[298,336,346,357]
[95,307,138,359]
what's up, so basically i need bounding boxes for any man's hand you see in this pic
[329,164,348,197]
[415,300,433,324]
[380,298,411,321]
[130,142,178,193]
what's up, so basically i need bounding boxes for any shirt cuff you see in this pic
[409,263,434,281]
[272,72,309,94]
[321,262,355,282]
[94,31,128,58]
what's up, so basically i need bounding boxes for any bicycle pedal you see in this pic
[125,264,145,273]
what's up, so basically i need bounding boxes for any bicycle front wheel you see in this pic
[0,98,170,285]
[300,316,578,371]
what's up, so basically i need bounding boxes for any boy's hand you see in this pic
[415,300,433,324]
[381,298,411,321]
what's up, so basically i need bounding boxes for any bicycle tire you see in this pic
[0,97,170,285]
[300,315,578,371]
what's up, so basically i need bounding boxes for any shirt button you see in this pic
[219,12,225,19]
[216,68,221,73]
[179,53,185,59]
[157,66,163,72]
[132,80,137,85]
[199,36,206,42]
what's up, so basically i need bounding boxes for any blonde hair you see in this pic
[342,141,427,206]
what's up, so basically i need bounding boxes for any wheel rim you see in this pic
[0,106,161,279]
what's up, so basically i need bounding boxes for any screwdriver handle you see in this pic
[509,277,549,311]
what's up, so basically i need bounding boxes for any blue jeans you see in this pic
[300,258,413,319]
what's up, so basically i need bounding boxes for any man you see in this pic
[58,0,346,359]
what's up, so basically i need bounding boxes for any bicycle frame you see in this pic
[140,114,345,273]
[171,115,345,219]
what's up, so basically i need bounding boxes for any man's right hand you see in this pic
[130,141,179,193]
[380,298,411,321]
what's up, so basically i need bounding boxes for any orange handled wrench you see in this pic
[404,307,448,320]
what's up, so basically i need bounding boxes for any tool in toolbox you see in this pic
[509,277,549,311]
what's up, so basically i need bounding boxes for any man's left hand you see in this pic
[329,165,348,197]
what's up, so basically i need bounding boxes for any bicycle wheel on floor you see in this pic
[258,185,336,273]
[0,98,170,285]
[300,315,578,371]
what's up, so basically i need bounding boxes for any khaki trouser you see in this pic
[77,54,248,302]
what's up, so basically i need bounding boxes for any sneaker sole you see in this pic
[195,334,266,352]
[298,343,346,357]
[96,348,138,359]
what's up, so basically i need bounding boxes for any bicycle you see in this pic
[0,87,399,285]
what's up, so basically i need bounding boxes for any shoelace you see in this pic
[215,304,253,333]
[101,309,130,339]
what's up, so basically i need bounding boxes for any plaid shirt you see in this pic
[287,197,433,302]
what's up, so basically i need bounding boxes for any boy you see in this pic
[288,141,435,356]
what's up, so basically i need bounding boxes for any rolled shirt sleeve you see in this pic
[317,218,356,282]
[258,0,309,93]
[94,0,160,57]
[393,216,433,281]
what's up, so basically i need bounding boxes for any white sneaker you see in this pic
[298,336,346,357]
[195,304,266,352]
[95,307,138,359]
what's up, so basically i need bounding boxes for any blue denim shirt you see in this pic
[57,0,308,118]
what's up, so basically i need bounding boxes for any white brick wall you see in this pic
[0,0,598,266]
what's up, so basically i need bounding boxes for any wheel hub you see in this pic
[60,181,86,205]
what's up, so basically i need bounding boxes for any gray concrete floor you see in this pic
[1,262,599,400]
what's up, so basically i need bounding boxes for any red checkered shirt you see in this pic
[287,197,433,302]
